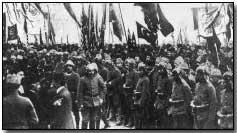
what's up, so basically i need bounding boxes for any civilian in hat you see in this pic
[64,60,80,129]
[3,74,39,129]
[50,73,75,129]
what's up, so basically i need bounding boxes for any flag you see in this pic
[127,29,132,49]
[132,32,136,47]
[39,28,43,44]
[156,4,174,36]
[134,3,159,33]
[63,3,81,28]
[34,3,46,18]
[109,3,124,41]
[206,27,221,67]
[81,3,88,50]
[192,8,199,30]
[8,24,18,41]
[67,35,69,44]
[88,4,96,50]
[3,13,6,43]
[177,29,183,44]
[48,14,56,44]
[197,4,230,37]
[34,35,38,44]
[100,3,107,49]
[135,3,174,36]
[136,22,157,45]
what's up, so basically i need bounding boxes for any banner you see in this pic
[8,24,18,41]
[197,4,230,37]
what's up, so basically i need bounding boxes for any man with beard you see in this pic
[64,60,80,129]
[217,71,233,129]
[79,63,107,129]
[169,68,192,129]
[105,60,122,123]
[191,66,217,129]
[133,62,150,129]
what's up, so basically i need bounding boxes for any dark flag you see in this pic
[48,15,56,44]
[136,22,157,45]
[88,4,96,50]
[81,3,88,50]
[21,3,28,43]
[127,29,132,48]
[8,24,18,41]
[3,13,6,43]
[100,3,107,49]
[67,34,69,44]
[109,3,124,41]
[63,3,81,28]
[206,26,221,67]
[134,3,159,33]
[132,32,137,47]
[156,4,174,36]
[39,28,43,44]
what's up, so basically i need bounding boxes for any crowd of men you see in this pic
[3,42,233,129]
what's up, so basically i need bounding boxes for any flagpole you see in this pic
[47,5,50,46]
[118,3,127,43]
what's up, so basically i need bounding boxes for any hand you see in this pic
[79,105,84,111]
[53,98,63,106]
[99,98,103,104]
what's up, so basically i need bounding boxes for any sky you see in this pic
[3,3,223,45]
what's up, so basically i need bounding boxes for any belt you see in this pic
[169,99,185,107]
[217,111,233,118]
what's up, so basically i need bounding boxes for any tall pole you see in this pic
[118,3,127,43]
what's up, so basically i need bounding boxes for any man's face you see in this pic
[195,70,206,83]
[17,71,25,84]
[66,65,73,72]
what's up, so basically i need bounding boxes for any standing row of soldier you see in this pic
[3,42,233,129]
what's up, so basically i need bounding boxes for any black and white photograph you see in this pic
[2,2,234,130]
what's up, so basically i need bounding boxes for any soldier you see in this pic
[115,58,127,125]
[169,68,192,129]
[122,58,139,127]
[64,60,80,129]
[3,74,39,129]
[134,62,150,129]
[153,64,172,129]
[79,63,107,129]
[217,71,233,129]
[105,60,122,123]
[191,66,218,129]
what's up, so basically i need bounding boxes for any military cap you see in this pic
[65,60,75,66]
[6,74,20,85]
